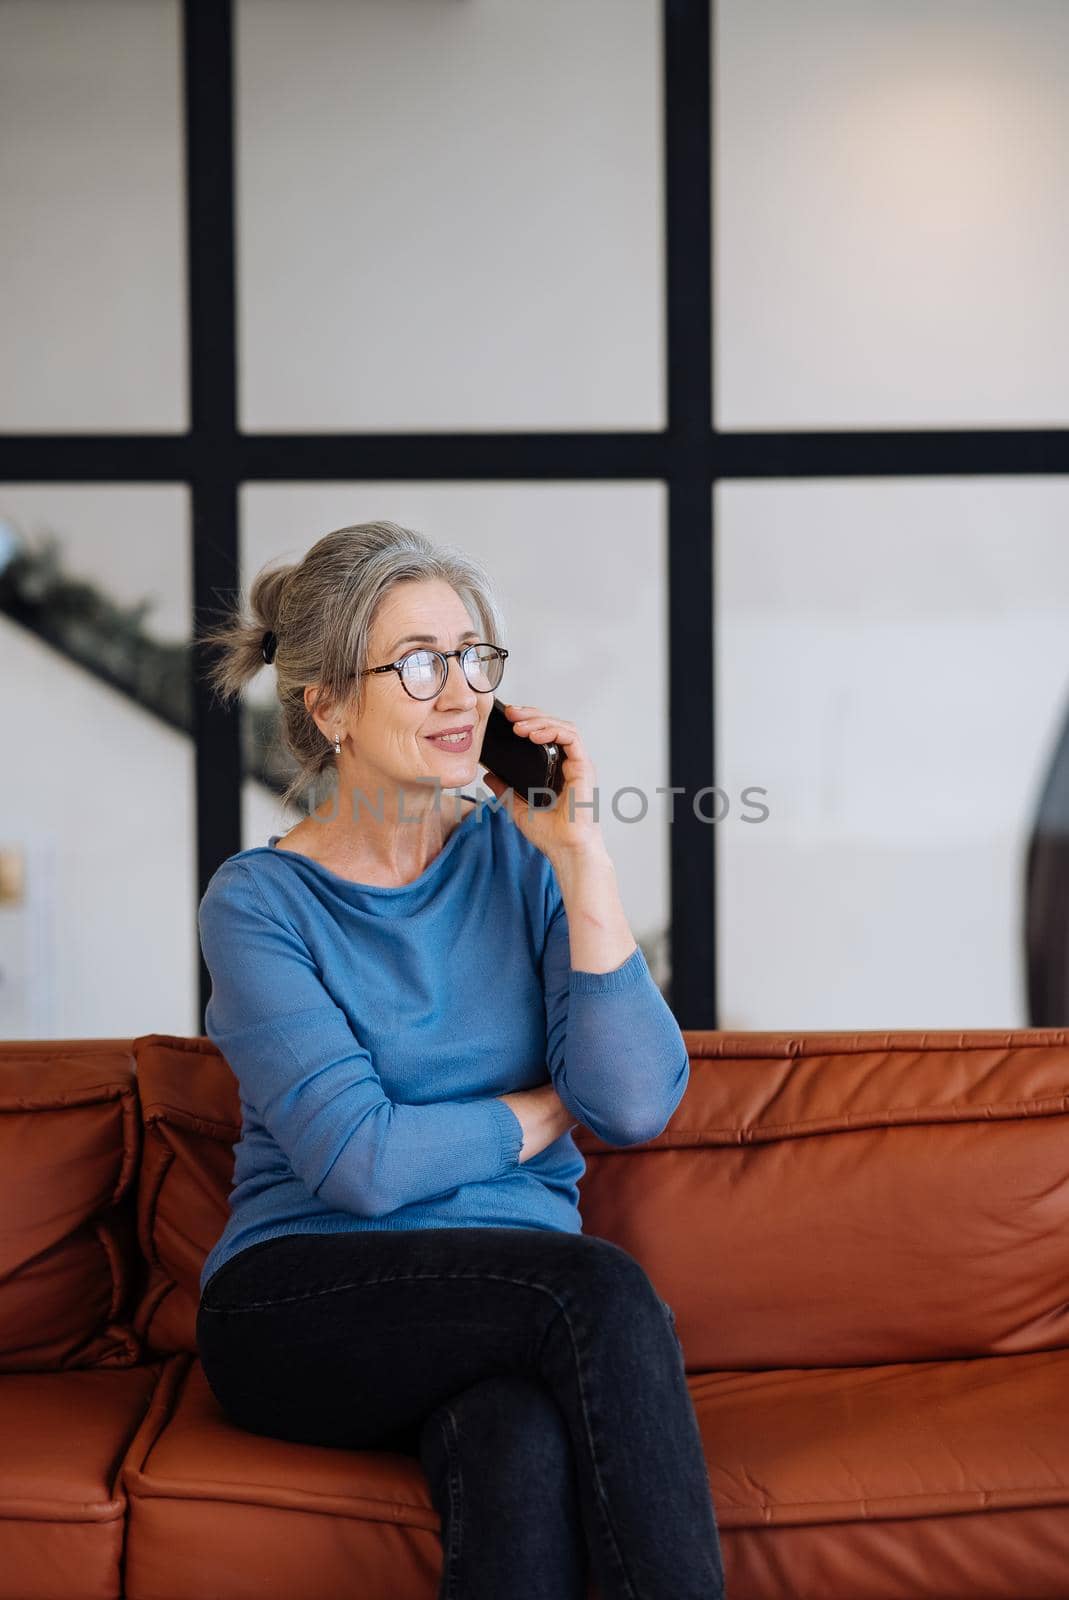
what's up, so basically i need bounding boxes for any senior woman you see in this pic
[194,521,726,1600]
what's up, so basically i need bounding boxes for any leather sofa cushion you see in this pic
[0,1042,141,1371]
[131,1035,238,1356]
[579,1029,1069,1369]
[0,1361,162,1600]
[122,1355,447,1600]
[133,1027,1069,1372]
[119,1346,1069,1600]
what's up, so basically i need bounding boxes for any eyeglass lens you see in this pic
[400,645,504,699]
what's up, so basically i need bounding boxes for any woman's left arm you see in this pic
[483,703,690,1146]
[551,841,638,974]
[538,859,690,1147]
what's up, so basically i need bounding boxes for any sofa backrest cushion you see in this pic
[134,1027,1069,1371]
[578,1028,1069,1369]
[131,1034,235,1356]
[0,1042,142,1370]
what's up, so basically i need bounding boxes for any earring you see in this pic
[334,732,341,755]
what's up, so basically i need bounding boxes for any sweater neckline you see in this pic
[259,795,487,895]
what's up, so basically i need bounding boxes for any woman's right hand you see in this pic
[497,1083,578,1163]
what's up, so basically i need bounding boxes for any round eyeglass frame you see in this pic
[357,642,509,701]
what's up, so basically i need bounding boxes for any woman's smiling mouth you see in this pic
[426,726,474,750]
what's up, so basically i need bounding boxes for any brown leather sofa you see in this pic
[1,1027,1067,1600]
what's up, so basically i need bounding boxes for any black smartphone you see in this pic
[478,696,565,809]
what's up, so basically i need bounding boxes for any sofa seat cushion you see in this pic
[694,1346,1069,1600]
[120,1348,1069,1600]
[0,1361,163,1600]
[121,1356,447,1600]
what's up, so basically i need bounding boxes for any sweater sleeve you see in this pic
[198,860,524,1218]
[541,865,690,1146]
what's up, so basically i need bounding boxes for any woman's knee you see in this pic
[555,1233,665,1328]
[419,1374,572,1485]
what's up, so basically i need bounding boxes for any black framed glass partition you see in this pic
[2,0,1067,1032]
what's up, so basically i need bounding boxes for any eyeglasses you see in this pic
[359,642,509,701]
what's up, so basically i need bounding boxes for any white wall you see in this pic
[235,0,664,431]
[0,486,195,1036]
[715,0,1069,427]
[716,477,1069,1028]
[0,629,197,1038]
[0,0,186,431]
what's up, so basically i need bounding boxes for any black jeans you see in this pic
[196,1226,726,1600]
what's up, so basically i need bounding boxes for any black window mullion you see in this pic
[666,0,716,1026]
[184,0,242,1020]
[710,427,1069,479]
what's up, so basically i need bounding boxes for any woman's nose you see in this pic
[440,655,478,702]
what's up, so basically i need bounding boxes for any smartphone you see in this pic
[478,696,565,809]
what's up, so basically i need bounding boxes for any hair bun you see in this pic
[261,629,278,664]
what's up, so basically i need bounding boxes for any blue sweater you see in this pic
[197,795,690,1296]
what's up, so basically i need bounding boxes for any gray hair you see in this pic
[197,520,506,814]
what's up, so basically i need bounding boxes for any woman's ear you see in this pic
[304,682,331,736]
